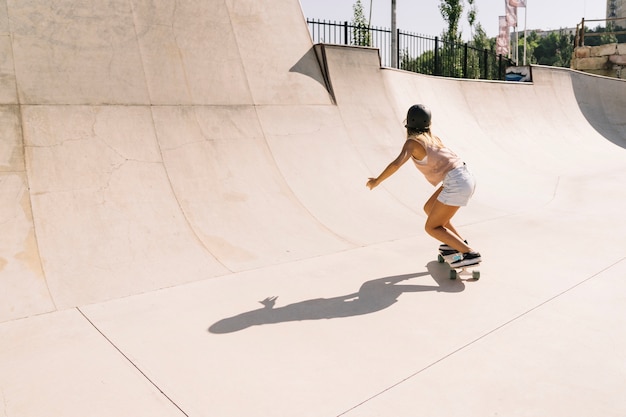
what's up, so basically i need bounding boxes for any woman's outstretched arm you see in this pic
[366,140,423,190]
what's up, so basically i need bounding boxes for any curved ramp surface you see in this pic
[1,1,626,416]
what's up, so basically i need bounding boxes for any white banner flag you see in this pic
[505,0,517,27]
[508,0,527,7]
[497,16,510,56]
[496,35,510,56]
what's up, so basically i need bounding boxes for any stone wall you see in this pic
[571,43,626,78]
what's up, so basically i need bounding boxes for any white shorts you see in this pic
[437,164,476,207]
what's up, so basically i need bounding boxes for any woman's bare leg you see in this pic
[424,187,464,242]
[424,197,473,253]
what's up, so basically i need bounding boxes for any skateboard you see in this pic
[437,249,480,280]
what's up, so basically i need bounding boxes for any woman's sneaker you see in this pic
[439,240,468,253]
[450,251,482,267]
[440,248,459,256]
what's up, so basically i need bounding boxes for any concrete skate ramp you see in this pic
[1,0,341,319]
[2,1,626,416]
[571,71,626,148]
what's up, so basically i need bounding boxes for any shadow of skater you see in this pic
[209,262,464,334]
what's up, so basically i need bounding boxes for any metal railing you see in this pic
[575,16,626,47]
[307,19,513,80]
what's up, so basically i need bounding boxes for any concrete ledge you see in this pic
[571,56,609,70]
[609,54,626,65]
[590,43,619,57]
[572,43,626,77]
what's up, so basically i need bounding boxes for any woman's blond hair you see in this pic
[407,127,444,148]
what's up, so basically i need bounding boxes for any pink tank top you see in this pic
[409,136,463,186]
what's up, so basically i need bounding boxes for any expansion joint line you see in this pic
[76,308,190,417]
[337,256,626,416]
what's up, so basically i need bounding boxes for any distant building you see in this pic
[513,28,577,38]
[607,0,625,19]
[536,28,577,38]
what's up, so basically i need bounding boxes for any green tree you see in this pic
[467,0,477,39]
[471,23,491,51]
[351,0,371,46]
[439,0,463,44]
[465,22,489,79]
[463,4,486,79]
[438,0,464,77]
[531,31,573,67]
[520,31,540,64]
[581,24,626,46]
[400,48,435,74]
[600,23,619,44]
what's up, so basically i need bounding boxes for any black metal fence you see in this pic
[307,19,514,81]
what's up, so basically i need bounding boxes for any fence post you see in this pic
[483,49,488,79]
[580,18,585,46]
[396,28,401,69]
[391,0,397,68]
[463,43,468,78]
[498,54,503,80]
[344,21,349,45]
[434,36,439,76]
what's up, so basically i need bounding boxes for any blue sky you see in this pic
[299,0,607,40]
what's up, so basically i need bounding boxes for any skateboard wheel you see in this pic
[438,254,444,263]
[449,269,457,280]
[472,271,480,280]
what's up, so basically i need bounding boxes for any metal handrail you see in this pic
[575,17,626,47]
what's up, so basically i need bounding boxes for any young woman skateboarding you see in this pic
[366,104,481,267]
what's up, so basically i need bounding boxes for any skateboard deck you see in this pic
[438,250,480,280]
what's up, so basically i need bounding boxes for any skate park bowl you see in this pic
[1,1,626,416]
